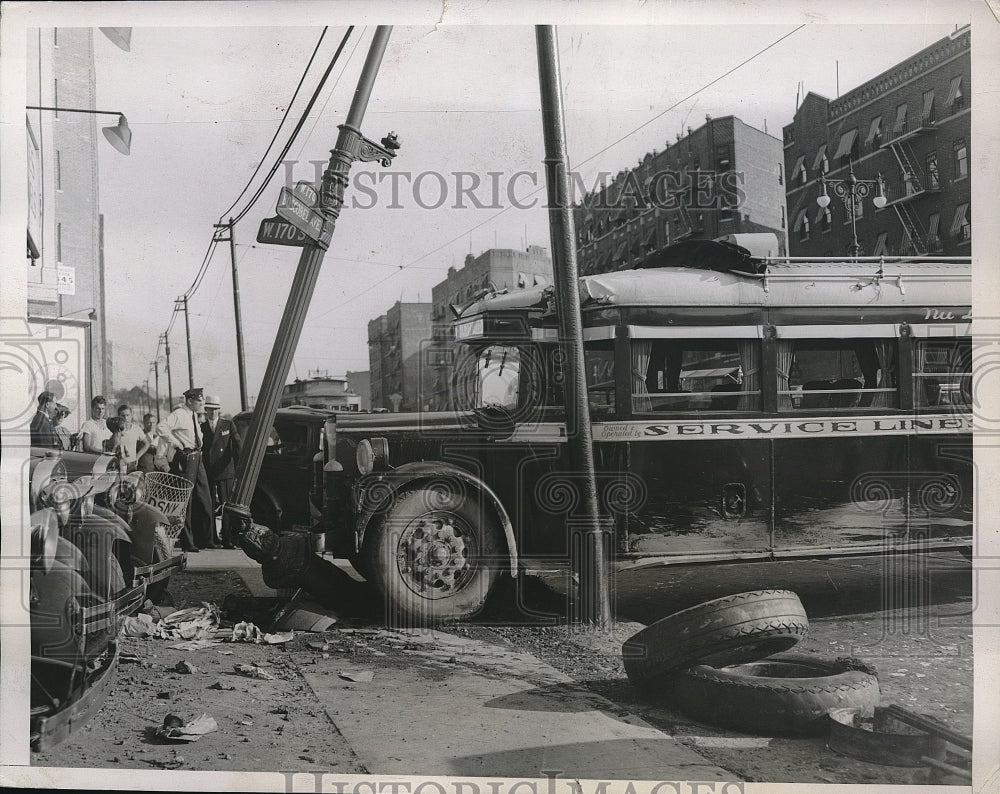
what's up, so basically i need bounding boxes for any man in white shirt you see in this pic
[79,395,113,453]
[157,387,215,551]
[115,404,149,472]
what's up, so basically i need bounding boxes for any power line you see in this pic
[230,26,356,226]
[308,24,806,320]
[217,27,329,223]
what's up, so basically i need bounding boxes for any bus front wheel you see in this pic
[363,486,502,626]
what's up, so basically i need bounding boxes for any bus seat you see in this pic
[711,383,741,410]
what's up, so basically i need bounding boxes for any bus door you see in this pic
[621,328,773,560]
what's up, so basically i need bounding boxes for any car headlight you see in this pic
[30,508,60,573]
[38,479,74,528]
[108,472,144,508]
[356,438,389,474]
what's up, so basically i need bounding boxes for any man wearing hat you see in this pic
[52,403,73,451]
[30,390,59,448]
[157,387,216,551]
[201,395,242,548]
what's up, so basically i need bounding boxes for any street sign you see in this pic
[256,215,310,247]
[293,180,319,207]
[276,187,327,244]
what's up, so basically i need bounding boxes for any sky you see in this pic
[78,16,972,410]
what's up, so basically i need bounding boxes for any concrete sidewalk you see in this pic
[182,549,736,781]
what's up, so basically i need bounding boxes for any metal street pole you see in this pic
[214,218,249,411]
[181,295,195,390]
[225,26,399,551]
[153,359,161,421]
[535,25,610,626]
[164,333,174,409]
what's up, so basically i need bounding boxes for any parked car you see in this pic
[27,452,146,749]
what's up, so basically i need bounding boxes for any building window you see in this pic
[777,163,783,185]
[781,206,786,229]
[950,203,970,244]
[922,91,935,125]
[56,150,62,191]
[57,223,62,262]
[927,212,942,252]
[893,103,907,136]
[812,144,829,175]
[865,116,882,151]
[794,209,810,242]
[925,152,940,189]
[53,79,59,118]
[791,155,806,185]
[715,144,732,172]
[833,128,859,166]
[53,28,58,46]
[947,76,964,113]
[692,155,701,170]
[953,138,968,179]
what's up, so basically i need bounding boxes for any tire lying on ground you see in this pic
[667,654,880,735]
[622,589,809,687]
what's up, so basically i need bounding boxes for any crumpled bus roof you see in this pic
[462,258,970,317]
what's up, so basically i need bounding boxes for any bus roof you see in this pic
[461,259,970,318]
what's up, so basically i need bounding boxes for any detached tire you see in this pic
[668,654,880,735]
[364,486,502,626]
[622,589,808,687]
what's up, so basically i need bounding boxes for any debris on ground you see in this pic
[174,660,199,674]
[208,681,236,691]
[230,622,295,645]
[155,713,219,743]
[338,670,375,683]
[123,603,221,641]
[233,663,276,680]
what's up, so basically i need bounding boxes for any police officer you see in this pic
[157,387,216,551]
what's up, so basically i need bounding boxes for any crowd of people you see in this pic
[30,386,243,553]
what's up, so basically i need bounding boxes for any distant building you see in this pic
[574,115,786,275]
[345,370,371,411]
[783,27,970,257]
[368,302,433,412]
[280,372,362,412]
[428,246,553,411]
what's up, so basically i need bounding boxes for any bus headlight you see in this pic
[356,438,389,474]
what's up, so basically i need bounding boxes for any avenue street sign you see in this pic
[276,186,328,245]
[256,216,311,247]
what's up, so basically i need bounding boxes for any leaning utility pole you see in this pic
[536,25,610,626]
[163,332,174,409]
[153,359,162,421]
[225,27,399,562]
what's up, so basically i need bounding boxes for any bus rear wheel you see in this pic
[364,486,502,626]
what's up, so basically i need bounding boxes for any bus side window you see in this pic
[779,339,897,410]
[914,338,971,410]
[636,339,760,413]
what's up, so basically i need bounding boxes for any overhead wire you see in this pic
[230,26,356,226]
[217,27,329,223]
[308,23,807,320]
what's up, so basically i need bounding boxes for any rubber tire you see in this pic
[251,493,281,533]
[363,486,502,626]
[622,589,809,687]
[668,654,881,735]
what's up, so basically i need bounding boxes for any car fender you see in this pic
[356,461,518,577]
[251,482,285,528]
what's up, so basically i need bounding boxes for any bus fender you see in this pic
[356,461,518,578]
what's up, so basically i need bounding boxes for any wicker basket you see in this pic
[142,471,193,521]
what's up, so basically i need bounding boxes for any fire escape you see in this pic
[879,108,941,255]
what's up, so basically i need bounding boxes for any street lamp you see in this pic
[26,106,132,155]
[816,163,887,257]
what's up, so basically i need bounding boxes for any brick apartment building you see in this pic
[783,27,970,257]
